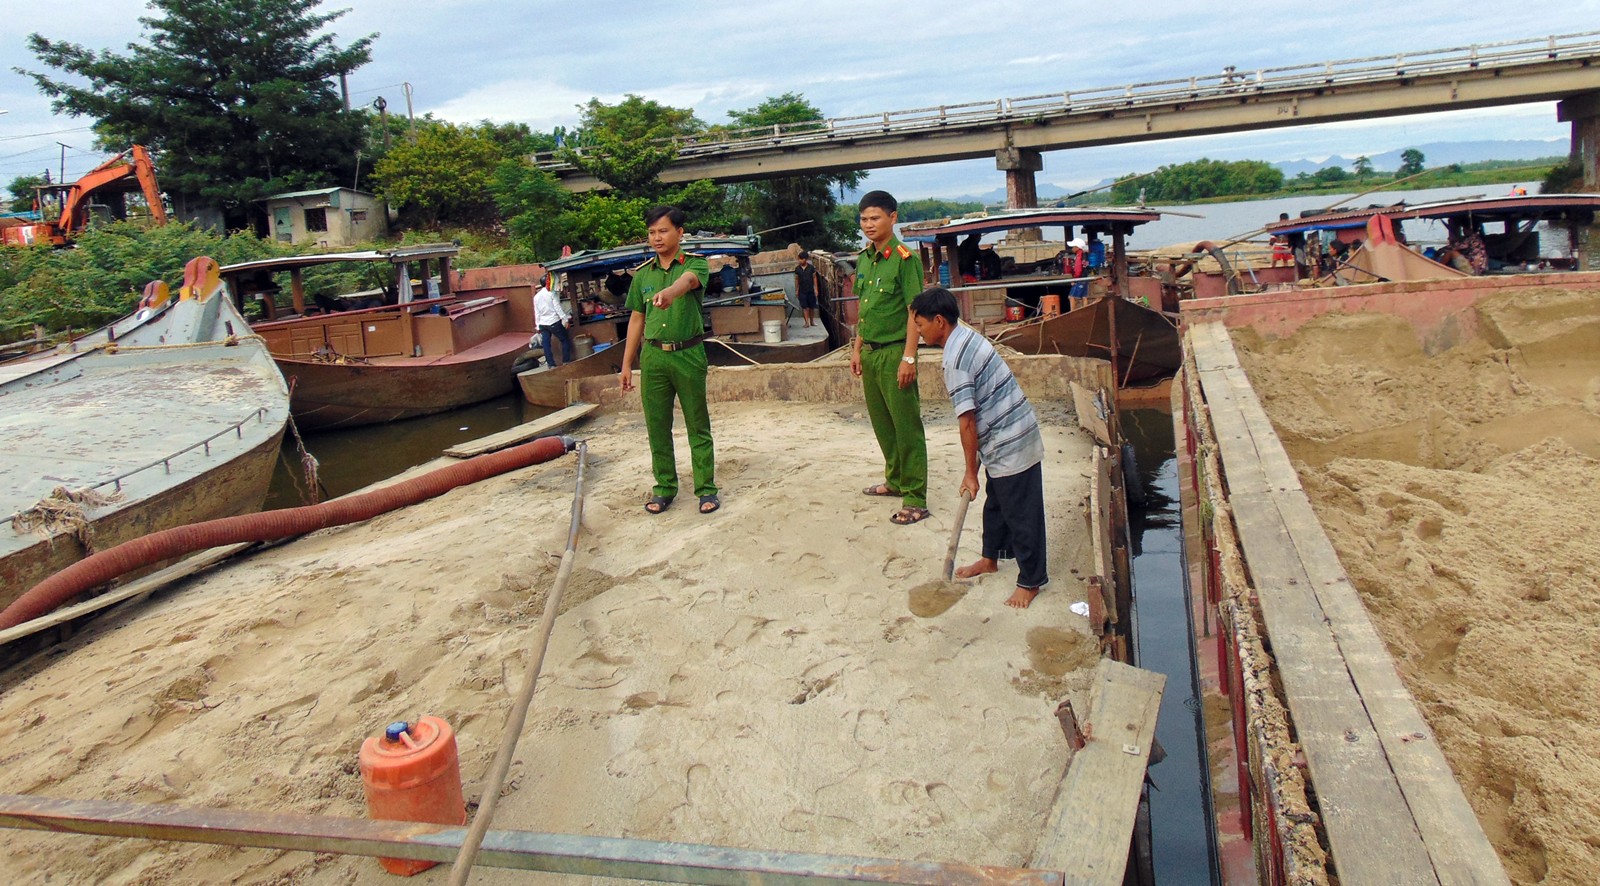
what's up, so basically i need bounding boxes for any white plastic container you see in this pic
[761,320,784,344]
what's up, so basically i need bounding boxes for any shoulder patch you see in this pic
[895,244,913,259]
[633,258,653,271]
[683,251,704,258]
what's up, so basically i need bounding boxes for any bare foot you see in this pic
[1005,587,1040,609]
[954,557,998,579]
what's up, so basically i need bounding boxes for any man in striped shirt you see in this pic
[911,287,1048,609]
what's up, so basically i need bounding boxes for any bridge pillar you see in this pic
[1558,92,1600,190]
[998,147,1044,243]
[1557,92,1600,270]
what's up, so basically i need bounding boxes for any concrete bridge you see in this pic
[539,31,1600,200]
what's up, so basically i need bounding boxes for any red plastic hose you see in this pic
[0,435,574,630]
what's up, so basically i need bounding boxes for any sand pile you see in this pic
[0,398,1099,884]
[1234,289,1600,885]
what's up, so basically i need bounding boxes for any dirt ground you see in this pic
[0,398,1102,884]
[1233,288,1600,885]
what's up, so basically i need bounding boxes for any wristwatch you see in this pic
[902,356,916,365]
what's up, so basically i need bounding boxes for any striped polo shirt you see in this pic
[941,324,1045,478]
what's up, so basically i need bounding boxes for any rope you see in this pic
[705,337,762,366]
[105,334,267,353]
[10,486,126,550]
[448,441,588,884]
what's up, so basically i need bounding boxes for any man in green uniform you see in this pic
[852,190,929,525]
[619,206,719,515]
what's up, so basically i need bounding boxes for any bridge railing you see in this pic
[535,30,1600,172]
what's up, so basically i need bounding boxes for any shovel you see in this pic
[941,489,974,580]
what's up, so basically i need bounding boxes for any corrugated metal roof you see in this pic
[901,207,1161,241]
[1263,194,1600,235]
[260,187,377,201]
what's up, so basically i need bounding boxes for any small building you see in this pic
[261,187,388,247]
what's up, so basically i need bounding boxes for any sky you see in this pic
[2,1,1598,199]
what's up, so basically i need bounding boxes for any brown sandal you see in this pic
[862,483,900,497]
[890,507,931,525]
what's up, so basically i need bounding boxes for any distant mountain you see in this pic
[1275,139,1565,175]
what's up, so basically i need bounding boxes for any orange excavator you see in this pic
[1,145,167,247]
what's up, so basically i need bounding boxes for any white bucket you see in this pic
[761,319,784,344]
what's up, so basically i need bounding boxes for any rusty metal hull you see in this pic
[280,334,527,431]
[992,297,1180,384]
[0,296,292,609]
[0,431,282,610]
[706,337,831,366]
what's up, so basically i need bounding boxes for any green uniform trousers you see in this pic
[860,344,927,508]
[640,342,716,499]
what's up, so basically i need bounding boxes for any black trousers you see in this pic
[981,461,1048,590]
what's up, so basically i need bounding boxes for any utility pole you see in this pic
[56,142,70,186]
[340,71,350,112]
[403,82,415,140]
[374,97,390,151]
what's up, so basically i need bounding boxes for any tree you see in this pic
[6,175,47,214]
[1313,165,1350,184]
[1353,155,1374,177]
[370,121,516,227]
[560,95,703,198]
[1108,158,1283,203]
[19,0,376,226]
[722,93,863,249]
[1397,148,1425,177]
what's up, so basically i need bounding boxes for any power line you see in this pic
[0,126,95,142]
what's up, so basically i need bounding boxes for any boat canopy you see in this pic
[1264,194,1600,236]
[901,207,1162,242]
[545,235,761,274]
[218,243,460,276]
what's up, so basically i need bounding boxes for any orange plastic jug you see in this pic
[359,716,466,875]
[1039,295,1062,318]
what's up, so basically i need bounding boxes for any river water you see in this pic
[265,392,552,508]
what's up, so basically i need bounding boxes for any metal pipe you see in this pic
[0,793,1060,885]
[450,441,588,884]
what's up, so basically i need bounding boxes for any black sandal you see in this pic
[645,495,673,514]
[889,506,931,525]
[698,494,721,514]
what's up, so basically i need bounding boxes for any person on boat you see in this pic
[909,286,1048,610]
[1084,233,1106,272]
[532,275,574,367]
[1269,232,1292,268]
[852,190,929,526]
[795,251,821,328]
[1437,244,1475,274]
[976,245,1002,281]
[619,205,720,515]
[1064,239,1088,303]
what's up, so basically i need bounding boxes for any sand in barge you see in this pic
[1180,278,1600,885]
[0,357,1152,883]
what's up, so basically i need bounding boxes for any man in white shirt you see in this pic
[532,276,574,367]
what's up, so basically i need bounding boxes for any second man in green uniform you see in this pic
[852,190,929,525]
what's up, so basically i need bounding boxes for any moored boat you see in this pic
[218,244,538,430]
[0,258,291,610]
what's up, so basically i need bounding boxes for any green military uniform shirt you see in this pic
[626,252,710,342]
[854,237,924,344]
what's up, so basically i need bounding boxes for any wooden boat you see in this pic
[521,235,774,406]
[0,258,290,609]
[705,316,832,366]
[900,208,1179,384]
[992,295,1180,384]
[219,244,537,430]
[1258,193,1600,287]
[518,344,626,409]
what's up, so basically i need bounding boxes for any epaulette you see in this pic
[632,258,653,271]
[683,251,704,258]
[895,244,913,260]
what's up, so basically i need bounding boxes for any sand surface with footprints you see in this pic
[0,399,1099,883]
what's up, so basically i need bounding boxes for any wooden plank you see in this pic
[1032,659,1164,885]
[1228,493,1438,883]
[0,543,252,646]
[1272,484,1511,884]
[443,403,597,458]
[1070,382,1112,446]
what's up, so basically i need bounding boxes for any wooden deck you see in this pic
[1186,321,1508,885]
